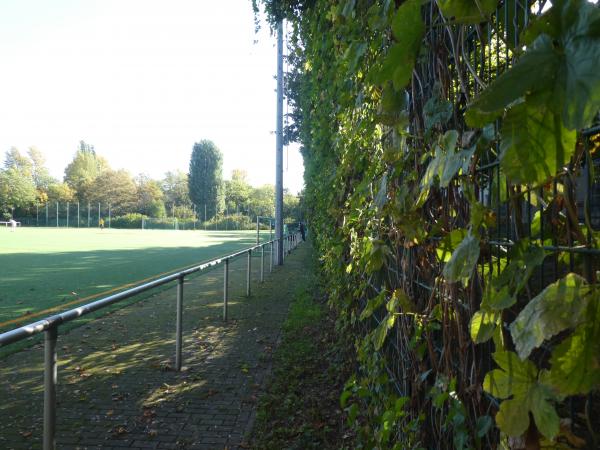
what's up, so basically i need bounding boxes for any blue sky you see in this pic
[0,0,304,193]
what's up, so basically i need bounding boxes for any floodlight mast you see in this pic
[275,20,284,265]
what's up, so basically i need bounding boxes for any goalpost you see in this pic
[141,217,179,230]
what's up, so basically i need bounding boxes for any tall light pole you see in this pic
[275,20,284,265]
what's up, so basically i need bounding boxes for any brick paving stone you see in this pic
[1,243,307,449]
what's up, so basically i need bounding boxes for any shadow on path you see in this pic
[0,243,308,450]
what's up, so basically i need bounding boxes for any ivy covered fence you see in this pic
[254,0,600,448]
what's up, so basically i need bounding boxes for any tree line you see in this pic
[0,139,302,223]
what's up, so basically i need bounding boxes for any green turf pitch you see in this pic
[0,227,262,331]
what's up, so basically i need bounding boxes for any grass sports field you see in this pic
[0,227,264,332]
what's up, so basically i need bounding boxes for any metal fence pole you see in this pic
[223,258,229,321]
[261,244,265,283]
[77,202,80,227]
[246,250,252,297]
[56,202,58,228]
[256,216,260,244]
[43,326,58,450]
[88,203,90,227]
[175,276,184,371]
[270,241,273,273]
[46,203,48,226]
[66,202,69,228]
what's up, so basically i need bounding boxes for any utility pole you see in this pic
[275,20,284,265]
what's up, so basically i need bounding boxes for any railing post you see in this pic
[223,258,229,321]
[44,325,58,450]
[175,276,184,371]
[270,241,273,273]
[246,249,252,297]
[261,244,265,283]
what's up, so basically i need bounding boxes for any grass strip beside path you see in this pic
[249,248,355,449]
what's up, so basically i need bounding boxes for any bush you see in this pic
[110,213,147,229]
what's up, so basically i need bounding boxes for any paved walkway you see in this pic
[0,244,306,449]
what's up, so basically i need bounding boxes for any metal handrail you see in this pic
[0,232,302,450]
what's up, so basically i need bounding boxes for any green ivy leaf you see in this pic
[495,239,546,294]
[423,90,453,131]
[495,398,530,437]
[475,415,493,438]
[437,0,499,24]
[373,313,396,350]
[482,285,514,311]
[510,273,592,359]
[470,310,500,343]
[522,0,600,129]
[499,94,577,185]
[436,229,468,263]
[442,231,480,285]
[484,352,537,399]
[374,0,424,90]
[469,0,600,130]
[467,35,558,122]
[548,305,600,396]
[360,291,387,321]
[484,352,560,439]
[530,385,560,440]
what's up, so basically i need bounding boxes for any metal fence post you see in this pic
[175,276,184,371]
[223,258,229,321]
[44,325,58,450]
[270,241,273,273]
[261,244,265,283]
[246,250,252,297]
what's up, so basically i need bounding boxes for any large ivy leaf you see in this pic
[510,273,592,359]
[442,231,480,285]
[466,36,558,124]
[548,304,600,396]
[375,0,424,90]
[499,95,577,185]
[437,0,499,24]
[484,352,560,439]
[468,0,600,130]
[484,351,537,399]
[522,0,600,129]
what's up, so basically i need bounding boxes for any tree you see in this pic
[136,175,166,217]
[87,169,137,215]
[4,147,32,175]
[28,147,55,192]
[1,148,37,217]
[283,190,301,221]
[0,167,37,214]
[64,141,109,202]
[46,182,75,204]
[225,169,252,212]
[162,170,191,209]
[188,140,225,220]
[248,184,275,218]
